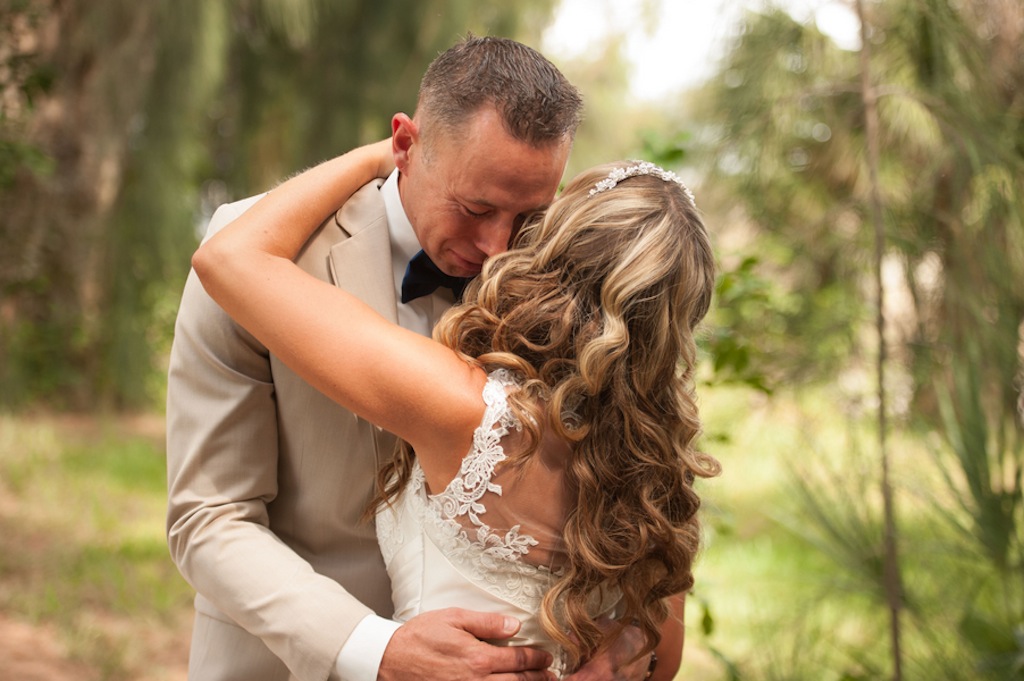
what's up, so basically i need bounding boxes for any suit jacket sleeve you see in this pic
[165,196,374,681]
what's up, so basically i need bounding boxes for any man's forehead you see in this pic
[437,136,566,210]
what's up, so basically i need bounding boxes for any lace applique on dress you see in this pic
[409,369,559,612]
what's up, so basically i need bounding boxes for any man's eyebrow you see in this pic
[456,195,497,210]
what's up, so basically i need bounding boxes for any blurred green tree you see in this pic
[0,0,556,409]
[689,1,1023,677]
[693,0,1024,423]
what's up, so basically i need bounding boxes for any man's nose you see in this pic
[474,217,514,258]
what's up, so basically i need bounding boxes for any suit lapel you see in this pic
[325,180,401,460]
[326,179,398,325]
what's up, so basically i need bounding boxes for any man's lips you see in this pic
[448,250,483,275]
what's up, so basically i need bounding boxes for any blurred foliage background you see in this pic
[1,0,1022,679]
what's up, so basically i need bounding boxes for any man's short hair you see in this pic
[417,34,583,147]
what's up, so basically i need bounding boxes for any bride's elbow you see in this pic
[191,244,211,282]
[191,238,226,294]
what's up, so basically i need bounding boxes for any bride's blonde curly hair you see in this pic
[376,160,720,667]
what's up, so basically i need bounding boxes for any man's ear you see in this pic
[391,113,418,173]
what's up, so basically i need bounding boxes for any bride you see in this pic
[192,140,720,678]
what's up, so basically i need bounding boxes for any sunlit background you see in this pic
[545,0,860,99]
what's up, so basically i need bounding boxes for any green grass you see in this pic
[0,413,193,680]
[1,385,1018,681]
[680,386,836,679]
[680,383,1024,681]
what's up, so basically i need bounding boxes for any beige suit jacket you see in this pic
[167,180,404,681]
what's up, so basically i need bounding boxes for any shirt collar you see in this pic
[381,169,419,277]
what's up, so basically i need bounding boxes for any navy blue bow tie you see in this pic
[401,250,472,304]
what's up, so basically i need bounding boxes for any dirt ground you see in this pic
[0,614,99,681]
[0,412,191,680]
[0,609,190,681]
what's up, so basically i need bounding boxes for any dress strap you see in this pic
[436,369,521,525]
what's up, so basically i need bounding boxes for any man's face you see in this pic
[393,107,571,278]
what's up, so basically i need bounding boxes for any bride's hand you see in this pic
[371,138,396,179]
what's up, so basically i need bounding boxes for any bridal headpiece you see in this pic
[588,160,696,207]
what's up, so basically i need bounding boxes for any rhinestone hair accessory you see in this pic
[588,160,696,206]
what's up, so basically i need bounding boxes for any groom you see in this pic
[167,36,653,680]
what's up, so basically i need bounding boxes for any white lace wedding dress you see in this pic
[376,369,615,675]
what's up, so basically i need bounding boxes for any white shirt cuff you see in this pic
[334,614,402,681]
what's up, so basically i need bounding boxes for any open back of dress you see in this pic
[376,369,613,675]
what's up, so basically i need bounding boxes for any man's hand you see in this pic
[563,620,649,681]
[378,608,555,681]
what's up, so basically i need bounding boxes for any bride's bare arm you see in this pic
[192,141,485,479]
[204,141,392,266]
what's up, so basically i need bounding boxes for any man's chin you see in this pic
[442,255,482,278]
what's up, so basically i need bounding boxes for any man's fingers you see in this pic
[448,610,555,677]
[382,608,555,680]
[447,608,522,640]
[486,640,554,675]
[490,673,558,681]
